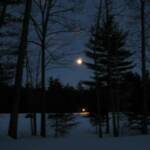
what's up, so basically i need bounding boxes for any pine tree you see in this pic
[85,0,104,138]
[0,63,14,86]
[47,77,78,137]
[126,0,150,134]
[85,14,133,137]
[123,72,150,134]
[48,113,78,137]
[0,1,23,87]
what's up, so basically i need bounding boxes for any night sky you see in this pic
[45,0,95,87]
[40,0,139,87]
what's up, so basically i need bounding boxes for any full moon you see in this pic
[76,58,83,65]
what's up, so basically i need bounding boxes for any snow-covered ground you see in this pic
[0,113,150,150]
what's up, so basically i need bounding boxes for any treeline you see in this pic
[0,78,95,113]
[0,86,88,113]
[1,72,150,114]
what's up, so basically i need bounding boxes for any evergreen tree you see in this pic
[123,72,150,134]
[126,0,150,134]
[0,0,22,27]
[48,77,63,91]
[85,0,104,138]
[48,113,78,137]
[47,77,78,137]
[85,14,133,137]
[0,63,14,86]
[0,0,23,87]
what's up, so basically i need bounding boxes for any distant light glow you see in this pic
[76,58,83,65]
[80,108,90,116]
[82,108,86,112]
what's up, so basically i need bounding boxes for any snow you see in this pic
[0,113,150,150]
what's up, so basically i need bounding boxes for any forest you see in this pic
[0,0,150,140]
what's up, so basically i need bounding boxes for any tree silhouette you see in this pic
[85,10,133,136]
[8,0,32,139]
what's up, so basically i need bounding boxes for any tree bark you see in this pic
[40,0,54,137]
[105,111,110,133]
[95,0,103,138]
[40,40,46,137]
[8,0,32,139]
[140,0,148,134]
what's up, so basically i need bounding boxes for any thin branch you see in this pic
[33,0,41,10]
[50,7,74,16]
[28,40,42,47]
[30,15,43,42]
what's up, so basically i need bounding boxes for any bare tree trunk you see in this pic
[95,0,103,138]
[40,12,46,138]
[140,0,148,134]
[105,111,110,133]
[32,113,37,136]
[29,113,37,136]
[55,113,59,137]
[108,82,117,137]
[40,0,54,137]
[111,88,118,137]
[115,84,120,136]
[96,84,103,138]
[40,40,46,137]
[8,0,32,139]
[116,89,120,135]
[26,53,37,136]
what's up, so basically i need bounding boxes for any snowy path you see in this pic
[0,134,150,150]
[0,114,150,150]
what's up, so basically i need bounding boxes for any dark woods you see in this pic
[1,0,150,139]
[0,73,149,114]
